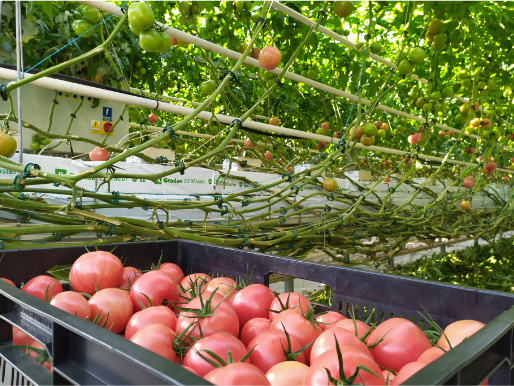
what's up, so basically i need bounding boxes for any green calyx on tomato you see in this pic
[128,2,155,32]
[200,80,216,96]
[0,132,17,158]
[72,20,94,37]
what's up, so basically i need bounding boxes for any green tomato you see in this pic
[139,67,147,75]
[432,42,445,52]
[408,47,425,64]
[464,126,475,135]
[370,42,382,55]
[363,123,378,136]
[0,133,16,158]
[264,71,275,80]
[128,2,155,31]
[139,29,162,52]
[306,70,317,79]
[315,127,326,136]
[157,32,171,54]
[72,20,94,37]
[477,81,486,90]
[235,1,244,13]
[455,113,466,125]
[129,23,141,35]
[29,141,40,151]
[42,137,53,146]
[135,60,143,69]
[430,91,442,101]
[461,78,472,88]
[422,102,433,112]
[377,129,386,138]
[83,7,102,24]
[457,70,469,80]
[181,1,192,14]
[433,32,447,45]
[441,86,454,99]
[398,59,415,75]
[200,80,216,95]
[480,130,490,140]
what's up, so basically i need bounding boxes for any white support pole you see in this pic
[1,66,511,176]
[128,87,271,121]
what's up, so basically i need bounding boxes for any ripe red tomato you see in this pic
[27,340,53,372]
[437,319,485,349]
[231,284,275,327]
[158,263,184,282]
[247,329,306,373]
[268,292,310,320]
[417,346,446,363]
[367,318,432,373]
[310,327,372,364]
[1,278,15,286]
[148,113,158,124]
[22,275,63,302]
[204,362,270,386]
[170,36,178,46]
[266,361,309,386]
[50,291,91,320]
[69,251,123,295]
[259,46,282,71]
[315,311,346,330]
[125,305,177,340]
[244,138,255,148]
[264,151,273,161]
[12,326,33,347]
[130,324,178,363]
[306,346,384,386]
[205,276,238,301]
[393,361,428,385]
[462,179,473,188]
[89,288,133,333]
[407,133,422,144]
[130,270,180,311]
[183,332,249,377]
[89,146,109,161]
[320,122,329,131]
[333,319,373,341]
[179,273,212,292]
[175,292,239,342]
[270,309,321,364]
[117,266,142,290]
[240,317,271,347]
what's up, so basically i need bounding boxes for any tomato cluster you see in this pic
[1,251,487,385]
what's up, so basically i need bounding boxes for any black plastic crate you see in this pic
[0,240,513,385]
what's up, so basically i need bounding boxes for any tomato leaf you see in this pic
[46,264,71,281]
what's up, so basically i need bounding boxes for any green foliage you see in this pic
[387,237,514,293]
